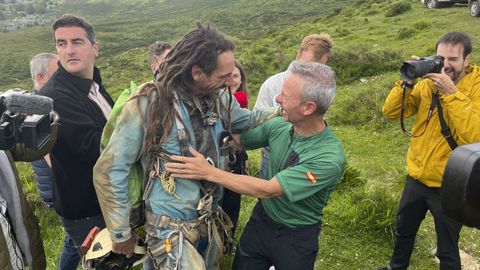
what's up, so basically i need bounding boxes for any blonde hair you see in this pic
[298,33,333,61]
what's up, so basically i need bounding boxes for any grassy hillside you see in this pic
[3,0,480,269]
[0,0,350,95]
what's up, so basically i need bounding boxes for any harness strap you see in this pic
[145,207,234,263]
[173,91,189,156]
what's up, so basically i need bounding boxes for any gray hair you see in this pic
[148,41,172,65]
[30,53,58,89]
[287,60,336,115]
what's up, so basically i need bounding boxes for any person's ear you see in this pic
[93,41,100,57]
[464,53,470,67]
[295,50,303,61]
[191,65,204,81]
[36,73,45,86]
[304,101,317,116]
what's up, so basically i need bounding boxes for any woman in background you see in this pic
[222,60,249,237]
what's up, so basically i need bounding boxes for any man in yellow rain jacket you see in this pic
[379,31,480,270]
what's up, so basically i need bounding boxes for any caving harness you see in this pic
[142,90,235,269]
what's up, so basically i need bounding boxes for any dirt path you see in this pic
[460,250,480,270]
[432,248,480,270]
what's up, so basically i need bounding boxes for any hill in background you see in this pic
[2,0,479,269]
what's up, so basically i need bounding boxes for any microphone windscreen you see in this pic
[4,93,53,115]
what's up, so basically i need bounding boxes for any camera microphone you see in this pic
[2,90,53,115]
[0,88,56,152]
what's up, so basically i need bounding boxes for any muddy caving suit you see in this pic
[94,83,280,270]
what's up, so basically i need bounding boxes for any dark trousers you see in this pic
[59,214,106,270]
[222,188,241,237]
[222,151,248,236]
[233,202,321,270]
[58,235,80,270]
[389,176,462,270]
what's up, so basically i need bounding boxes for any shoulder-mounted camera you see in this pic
[0,88,59,161]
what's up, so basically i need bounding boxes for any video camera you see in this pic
[400,55,444,81]
[441,142,480,229]
[0,88,57,156]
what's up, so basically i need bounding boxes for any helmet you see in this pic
[82,228,147,270]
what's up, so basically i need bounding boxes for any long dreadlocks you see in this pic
[136,24,235,155]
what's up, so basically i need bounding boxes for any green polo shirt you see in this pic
[241,117,345,228]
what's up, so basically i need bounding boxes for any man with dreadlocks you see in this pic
[93,24,281,269]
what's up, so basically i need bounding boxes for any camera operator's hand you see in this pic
[410,55,420,61]
[404,55,421,86]
[424,67,458,96]
[112,232,138,258]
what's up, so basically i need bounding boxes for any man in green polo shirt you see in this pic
[165,60,345,270]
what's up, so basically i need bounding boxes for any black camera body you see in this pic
[400,55,445,81]
[0,89,54,151]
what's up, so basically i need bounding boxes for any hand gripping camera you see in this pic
[400,55,445,81]
[0,88,58,160]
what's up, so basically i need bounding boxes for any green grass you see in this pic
[7,0,480,269]
[16,162,66,270]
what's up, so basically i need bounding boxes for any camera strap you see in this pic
[400,83,458,150]
[433,92,458,150]
[400,81,430,137]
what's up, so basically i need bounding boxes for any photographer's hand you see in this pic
[424,68,457,96]
[403,55,420,87]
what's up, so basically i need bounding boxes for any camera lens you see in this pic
[403,64,417,81]
[400,56,444,81]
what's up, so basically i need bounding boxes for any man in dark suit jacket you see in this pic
[40,14,114,269]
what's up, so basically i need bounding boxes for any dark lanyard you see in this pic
[400,82,434,138]
[400,82,457,150]
[433,92,458,150]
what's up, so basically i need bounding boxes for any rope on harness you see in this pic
[148,156,181,199]
[160,172,180,200]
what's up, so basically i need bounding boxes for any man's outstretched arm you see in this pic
[166,147,283,199]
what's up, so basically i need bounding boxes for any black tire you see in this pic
[425,0,439,8]
[470,0,480,16]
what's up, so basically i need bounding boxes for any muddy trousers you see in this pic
[388,176,462,270]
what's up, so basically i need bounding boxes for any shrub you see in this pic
[397,27,417,40]
[413,20,432,30]
[329,47,401,85]
[385,1,411,17]
[355,0,368,7]
[364,9,379,16]
[326,166,397,234]
[329,85,389,129]
[337,164,367,192]
[327,72,401,129]
[326,7,343,18]
[341,7,356,17]
[335,27,351,37]
[349,186,397,232]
